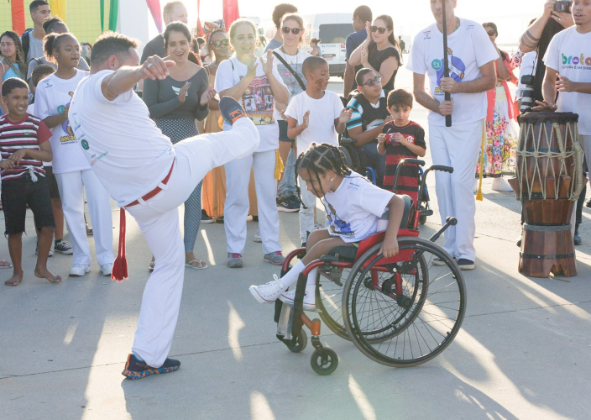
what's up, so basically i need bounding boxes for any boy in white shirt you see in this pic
[285,56,352,245]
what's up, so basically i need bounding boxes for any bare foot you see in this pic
[5,272,23,286]
[34,266,62,284]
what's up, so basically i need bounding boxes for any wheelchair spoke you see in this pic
[344,238,466,367]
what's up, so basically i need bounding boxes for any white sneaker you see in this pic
[100,263,113,276]
[69,264,90,277]
[279,285,317,311]
[249,275,285,303]
[253,229,262,243]
[491,177,514,192]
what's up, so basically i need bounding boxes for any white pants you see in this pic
[126,118,259,368]
[429,120,483,261]
[55,169,114,266]
[299,176,318,244]
[224,149,281,255]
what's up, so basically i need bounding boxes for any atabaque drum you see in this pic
[511,112,584,278]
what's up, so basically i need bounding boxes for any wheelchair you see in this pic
[274,160,466,375]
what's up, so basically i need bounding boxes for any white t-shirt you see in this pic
[322,173,394,243]
[544,27,591,135]
[285,90,343,156]
[34,70,89,174]
[69,70,175,207]
[215,56,287,152]
[406,18,498,127]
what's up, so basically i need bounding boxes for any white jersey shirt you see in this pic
[34,70,89,174]
[322,172,394,243]
[406,17,498,127]
[69,70,175,207]
[544,26,591,135]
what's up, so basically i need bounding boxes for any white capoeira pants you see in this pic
[55,169,114,267]
[429,120,483,261]
[126,118,259,368]
[299,176,322,244]
[224,149,282,255]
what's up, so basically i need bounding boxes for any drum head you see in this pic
[518,112,579,124]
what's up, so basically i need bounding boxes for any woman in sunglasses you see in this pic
[273,14,311,212]
[215,19,290,268]
[348,14,401,92]
[476,22,518,192]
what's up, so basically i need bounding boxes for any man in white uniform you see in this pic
[406,0,497,270]
[69,32,259,379]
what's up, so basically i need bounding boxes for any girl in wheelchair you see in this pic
[249,143,406,310]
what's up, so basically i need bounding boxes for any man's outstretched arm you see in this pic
[101,56,174,101]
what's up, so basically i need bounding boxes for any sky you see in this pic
[177,0,545,48]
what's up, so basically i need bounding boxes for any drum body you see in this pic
[514,112,583,277]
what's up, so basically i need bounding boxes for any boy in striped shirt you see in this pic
[0,78,61,286]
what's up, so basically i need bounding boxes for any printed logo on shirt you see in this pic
[423,30,432,40]
[90,151,108,166]
[434,48,466,94]
[327,203,355,237]
[81,139,89,150]
[60,125,77,144]
[561,53,591,69]
[172,86,182,96]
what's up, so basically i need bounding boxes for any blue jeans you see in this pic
[278,148,297,198]
[359,142,386,187]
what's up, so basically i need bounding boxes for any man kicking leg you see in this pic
[69,32,259,379]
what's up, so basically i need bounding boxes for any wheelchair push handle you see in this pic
[429,165,454,174]
[392,159,425,194]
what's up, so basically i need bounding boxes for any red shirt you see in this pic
[0,113,50,181]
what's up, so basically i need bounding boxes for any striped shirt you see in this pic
[0,113,50,182]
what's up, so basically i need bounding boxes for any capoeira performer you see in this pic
[69,32,259,379]
[406,0,498,270]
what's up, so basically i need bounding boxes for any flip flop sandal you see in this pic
[185,260,208,270]
[0,260,13,269]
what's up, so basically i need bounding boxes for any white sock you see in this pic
[306,268,318,287]
[278,260,306,288]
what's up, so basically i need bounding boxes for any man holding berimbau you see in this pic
[406,0,497,270]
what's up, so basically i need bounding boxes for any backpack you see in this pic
[21,29,33,61]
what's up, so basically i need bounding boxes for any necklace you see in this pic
[281,46,299,66]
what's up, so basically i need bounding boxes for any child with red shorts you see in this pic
[378,89,426,205]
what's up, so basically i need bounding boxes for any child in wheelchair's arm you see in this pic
[249,143,406,310]
[378,89,426,204]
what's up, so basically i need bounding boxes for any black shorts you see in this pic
[45,166,60,199]
[1,175,55,235]
[278,120,294,143]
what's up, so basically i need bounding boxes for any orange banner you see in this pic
[11,0,26,35]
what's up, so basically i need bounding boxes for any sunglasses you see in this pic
[362,76,382,87]
[211,39,229,48]
[487,30,496,36]
[370,26,388,34]
[282,27,302,35]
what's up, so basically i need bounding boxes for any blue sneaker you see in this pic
[122,353,180,380]
[219,97,247,126]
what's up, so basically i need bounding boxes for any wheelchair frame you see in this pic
[274,160,467,375]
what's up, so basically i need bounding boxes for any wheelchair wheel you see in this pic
[310,348,339,376]
[286,328,307,353]
[315,268,351,341]
[342,237,466,367]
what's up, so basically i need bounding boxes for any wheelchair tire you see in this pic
[342,237,466,368]
[286,328,307,353]
[310,348,339,376]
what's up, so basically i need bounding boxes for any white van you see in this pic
[259,13,353,78]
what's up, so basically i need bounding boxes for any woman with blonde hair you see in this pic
[215,18,289,268]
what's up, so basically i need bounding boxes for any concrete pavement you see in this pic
[1,69,591,420]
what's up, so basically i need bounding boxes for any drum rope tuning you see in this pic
[516,120,584,201]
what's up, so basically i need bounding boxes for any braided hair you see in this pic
[295,143,354,213]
